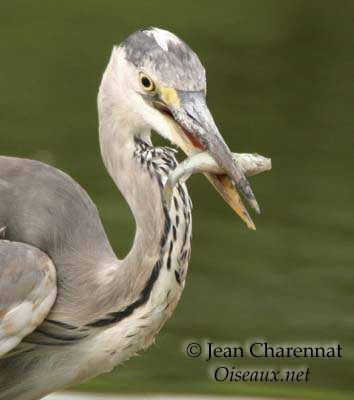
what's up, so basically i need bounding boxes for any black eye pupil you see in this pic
[141,77,151,88]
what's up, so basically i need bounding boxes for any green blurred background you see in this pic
[0,1,353,399]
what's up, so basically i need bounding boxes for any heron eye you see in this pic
[140,74,155,91]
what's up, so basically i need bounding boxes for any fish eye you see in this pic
[140,73,155,91]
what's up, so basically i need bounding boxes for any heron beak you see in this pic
[154,88,260,229]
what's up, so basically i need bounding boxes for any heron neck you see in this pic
[98,102,166,274]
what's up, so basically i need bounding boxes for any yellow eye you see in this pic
[140,73,155,91]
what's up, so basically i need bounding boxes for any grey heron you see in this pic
[0,28,270,400]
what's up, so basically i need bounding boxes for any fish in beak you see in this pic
[153,87,261,229]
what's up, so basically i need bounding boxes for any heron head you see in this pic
[101,27,259,227]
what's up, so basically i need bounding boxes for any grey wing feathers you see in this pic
[0,156,117,327]
[0,241,56,357]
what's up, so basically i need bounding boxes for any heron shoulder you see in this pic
[0,155,117,284]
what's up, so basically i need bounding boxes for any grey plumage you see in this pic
[0,140,192,399]
[123,28,206,91]
[0,157,117,324]
[0,240,56,355]
[0,27,266,400]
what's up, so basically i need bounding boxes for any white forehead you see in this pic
[144,28,182,51]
